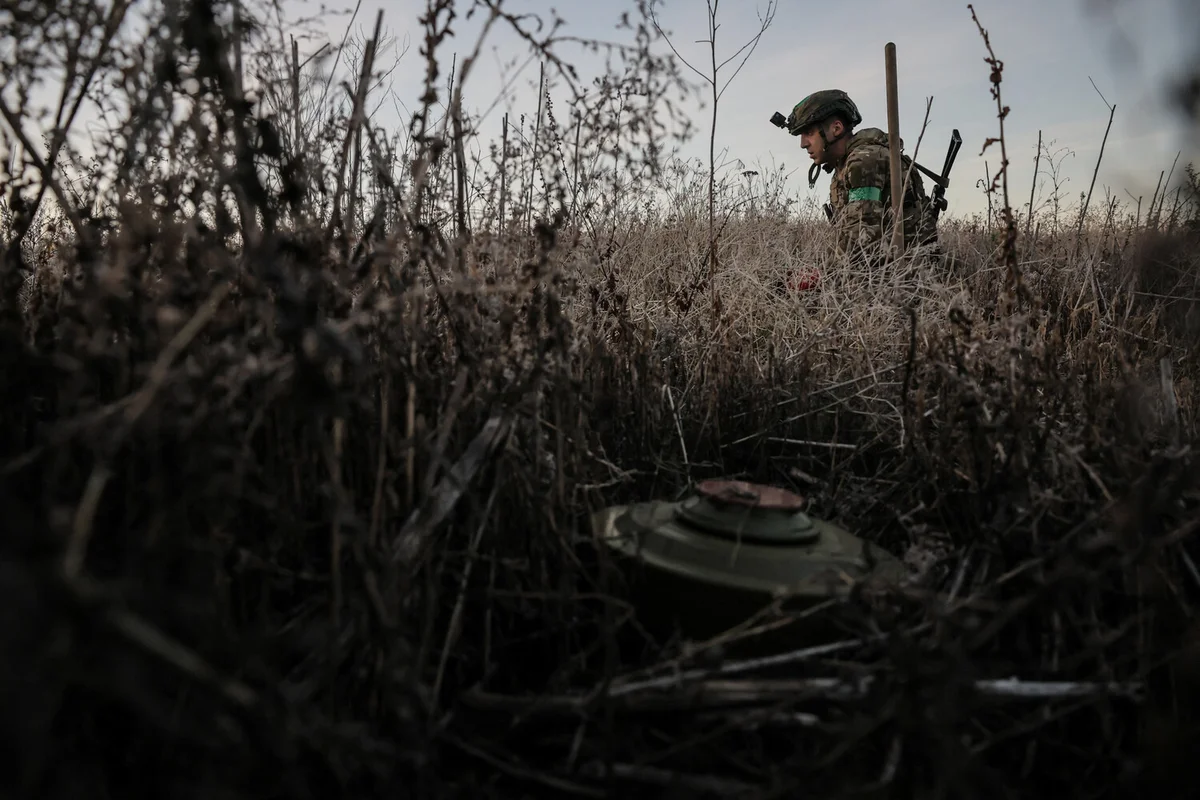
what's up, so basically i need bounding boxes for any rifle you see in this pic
[911,129,962,225]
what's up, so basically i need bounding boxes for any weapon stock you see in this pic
[912,129,962,224]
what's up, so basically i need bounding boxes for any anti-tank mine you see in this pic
[591,478,909,656]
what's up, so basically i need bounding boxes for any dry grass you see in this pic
[2,1,1200,798]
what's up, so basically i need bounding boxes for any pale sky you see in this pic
[285,0,1200,221]
[8,0,1199,223]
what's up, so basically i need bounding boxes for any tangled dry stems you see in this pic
[3,1,1200,798]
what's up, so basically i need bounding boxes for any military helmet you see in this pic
[786,89,862,136]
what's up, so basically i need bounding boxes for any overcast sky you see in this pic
[285,0,1200,221]
[11,0,1197,222]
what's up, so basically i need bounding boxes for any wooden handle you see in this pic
[885,42,904,258]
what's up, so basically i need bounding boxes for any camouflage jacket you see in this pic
[828,127,938,260]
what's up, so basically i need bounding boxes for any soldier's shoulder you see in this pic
[844,129,891,166]
[841,140,889,189]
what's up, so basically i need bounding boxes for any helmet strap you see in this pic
[808,122,851,187]
[821,123,851,155]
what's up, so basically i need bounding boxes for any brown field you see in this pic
[2,1,1199,798]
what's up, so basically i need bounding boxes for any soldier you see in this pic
[785,89,939,264]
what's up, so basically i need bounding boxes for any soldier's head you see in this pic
[786,90,862,167]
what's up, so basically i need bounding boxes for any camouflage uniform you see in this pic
[784,90,939,264]
[828,127,938,259]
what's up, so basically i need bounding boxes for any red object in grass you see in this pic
[786,267,820,292]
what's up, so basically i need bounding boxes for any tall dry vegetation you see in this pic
[2,0,1199,797]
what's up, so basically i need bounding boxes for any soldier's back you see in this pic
[829,128,938,257]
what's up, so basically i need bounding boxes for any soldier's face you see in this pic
[800,128,825,163]
[800,119,843,164]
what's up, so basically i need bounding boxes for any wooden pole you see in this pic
[884,42,904,258]
[232,0,245,99]
[1025,129,1041,241]
[291,37,301,151]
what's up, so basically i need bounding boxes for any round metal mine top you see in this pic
[694,479,806,511]
[680,479,817,545]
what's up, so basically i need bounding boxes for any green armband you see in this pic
[848,186,882,202]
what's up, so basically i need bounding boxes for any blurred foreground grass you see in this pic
[2,1,1200,797]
